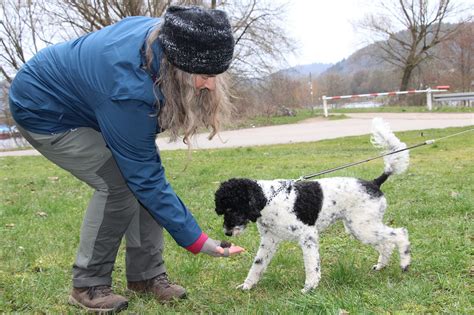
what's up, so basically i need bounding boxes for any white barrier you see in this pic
[433,92,474,102]
[321,86,450,117]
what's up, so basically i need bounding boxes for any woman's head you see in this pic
[158,5,234,75]
[145,5,235,145]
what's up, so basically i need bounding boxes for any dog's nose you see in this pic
[225,230,233,236]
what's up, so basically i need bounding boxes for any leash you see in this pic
[295,128,474,182]
[266,180,293,203]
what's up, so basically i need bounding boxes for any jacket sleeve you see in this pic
[94,99,203,248]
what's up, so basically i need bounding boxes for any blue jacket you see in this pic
[9,16,203,248]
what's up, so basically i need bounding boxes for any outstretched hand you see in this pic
[201,237,245,257]
[216,244,245,256]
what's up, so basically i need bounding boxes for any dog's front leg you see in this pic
[299,231,321,293]
[237,233,281,291]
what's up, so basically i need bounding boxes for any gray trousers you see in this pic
[17,126,166,287]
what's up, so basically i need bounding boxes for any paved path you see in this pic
[1,112,472,157]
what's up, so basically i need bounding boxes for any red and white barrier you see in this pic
[321,86,450,117]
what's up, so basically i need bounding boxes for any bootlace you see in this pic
[152,273,172,288]
[87,285,113,300]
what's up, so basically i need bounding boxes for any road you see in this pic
[1,112,472,157]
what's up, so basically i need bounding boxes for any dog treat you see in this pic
[220,240,232,248]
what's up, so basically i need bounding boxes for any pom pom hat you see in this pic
[159,5,235,75]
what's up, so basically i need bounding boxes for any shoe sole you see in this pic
[68,295,128,314]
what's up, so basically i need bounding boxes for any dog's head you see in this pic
[214,178,268,236]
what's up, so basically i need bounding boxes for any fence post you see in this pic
[322,96,328,117]
[426,88,432,111]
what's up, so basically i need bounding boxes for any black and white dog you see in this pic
[214,118,411,293]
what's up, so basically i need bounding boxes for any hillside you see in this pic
[282,24,472,102]
[278,62,332,78]
[323,43,391,75]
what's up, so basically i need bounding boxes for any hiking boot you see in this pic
[68,285,128,313]
[127,273,187,302]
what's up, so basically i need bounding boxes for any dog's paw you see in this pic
[401,265,410,272]
[301,285,315,294]
[372,264,384,271]
[236,282,253,291]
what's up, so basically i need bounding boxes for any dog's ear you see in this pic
[214,186,226,215]
[214,179,237,215]
[246,188,267,222]
[247,208,260,222]
[215,205,225,216]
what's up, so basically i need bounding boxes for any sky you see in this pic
[284,0,474,67]
[285,0,370,66]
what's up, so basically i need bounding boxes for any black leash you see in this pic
[295,128,474,182]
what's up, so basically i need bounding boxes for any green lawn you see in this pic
[232,106,474,129]
[328,105,474,114]
[1,126,472,313]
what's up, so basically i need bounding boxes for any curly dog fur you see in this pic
[214,118,411,293]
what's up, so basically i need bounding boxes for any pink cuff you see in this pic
[185,232,209,254]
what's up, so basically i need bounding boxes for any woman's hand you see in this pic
[216,244,245,256]
[200,237,245,257]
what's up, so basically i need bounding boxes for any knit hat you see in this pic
[159,5,234,75]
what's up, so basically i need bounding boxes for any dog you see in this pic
[214,118,411,293]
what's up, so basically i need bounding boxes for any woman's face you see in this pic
[194,74,216,93]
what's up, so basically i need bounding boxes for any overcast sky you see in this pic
[284,0,474,67]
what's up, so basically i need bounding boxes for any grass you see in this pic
[328,105,474,114]
[231,106,473,129]
[1,126,473,313]
[231,110,347,129]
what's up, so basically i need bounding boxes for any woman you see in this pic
[9,5,244,313]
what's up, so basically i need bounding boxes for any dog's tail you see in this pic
[370,118,409,186]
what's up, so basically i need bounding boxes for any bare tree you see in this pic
[358,0,472,91]
[48,0,294,78]
[47,0,176,35]
[0,80,11,124]
[440,22,474,92]
[223,0,295,78]
[0,0,54,82]
[317,72,347,99]
[262,73,301,110]
[0,0,296,123]
[1,0,294,81]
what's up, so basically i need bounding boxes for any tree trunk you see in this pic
[400,65,415,91]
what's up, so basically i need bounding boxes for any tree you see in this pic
[0,0,294,83]
[47,0,173,35]
[57,0,294,78]
[439,22,474,92]
[317,72,347,99]
[223,0,294,79]
[0,0,54,82]
[0,0,296,125]
[0,80,10,124]
[358,0,471,91]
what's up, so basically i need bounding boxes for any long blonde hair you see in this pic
[145,26,233,145]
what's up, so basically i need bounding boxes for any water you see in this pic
[313,101,383,109]
[341,101,383,109]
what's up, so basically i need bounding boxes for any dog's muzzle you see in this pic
[224,225,246,236]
